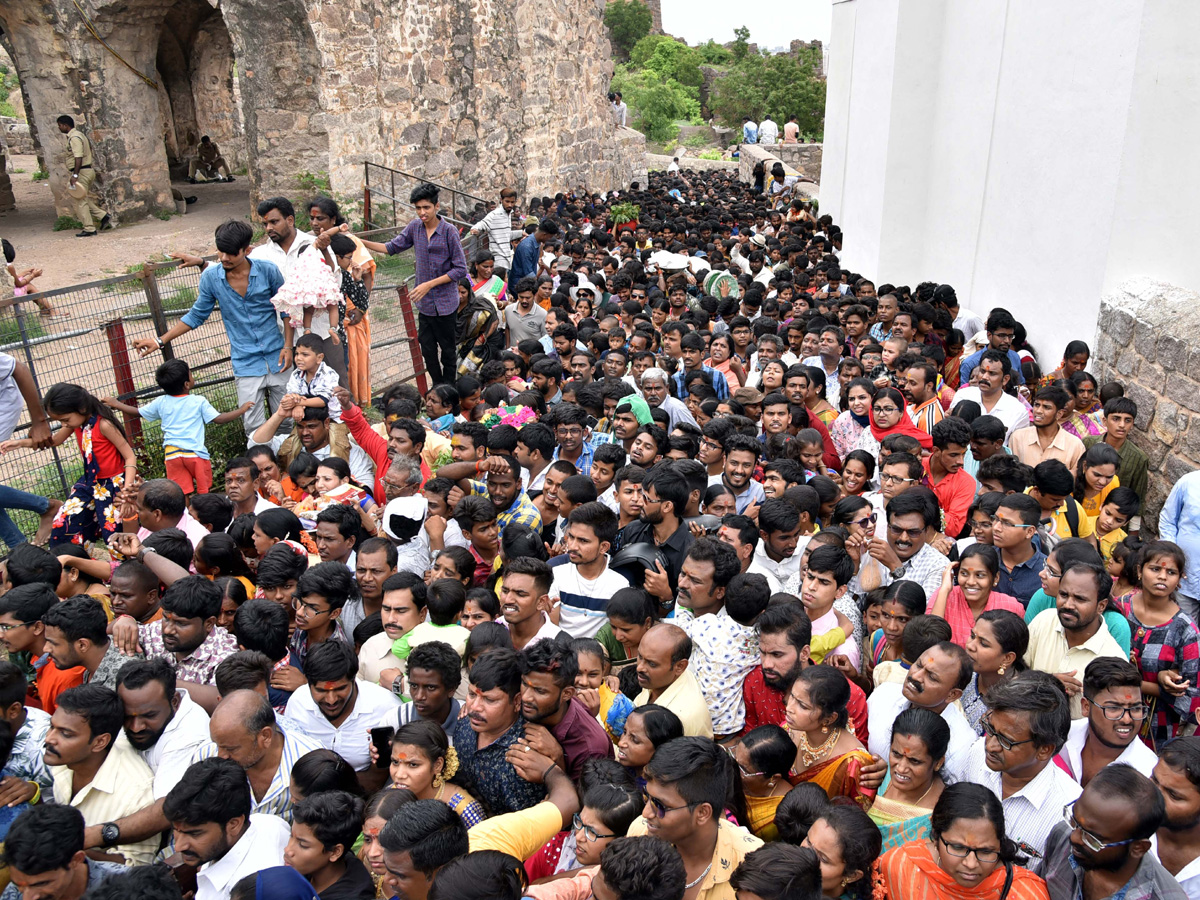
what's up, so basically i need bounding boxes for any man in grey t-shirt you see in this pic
[504,276,548,347]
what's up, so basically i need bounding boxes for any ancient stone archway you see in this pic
[155,0,244,179]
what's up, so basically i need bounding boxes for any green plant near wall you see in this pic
[609,202,640,226]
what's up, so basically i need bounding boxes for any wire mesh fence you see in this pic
[0,222,480,546]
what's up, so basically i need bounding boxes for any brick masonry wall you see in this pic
[1091,277,1200,532]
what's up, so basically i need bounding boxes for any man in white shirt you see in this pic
[164,756,291,900]
[613,92,628,127]
[1055,657,1158,785]
[867,642,976,782]
[716,515,782,593]
[966,670,1082,872]
[247,197,314,278]
[284,641,398,791]
[951,351,1029,439]
[674,538,762,739]
[758,116,779,145]
[751,498,806,586]
[550,503,629,638]
[79,659,212,855]
[468,190,517,268]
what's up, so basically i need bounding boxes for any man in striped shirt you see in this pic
[468,189,517,269]
[903,358,945,435]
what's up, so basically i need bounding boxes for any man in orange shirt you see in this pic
[0,583,86,713]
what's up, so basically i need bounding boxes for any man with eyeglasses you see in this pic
[965,670,1081,872]
[1055,658,1158,786]
[625,737,763,898]
[992,493,1047,602]
[868,490,949,601]
[286,563,354,681]
[550,403,594,477]
[1041,765,1186,900]
[1025,563,1125,719]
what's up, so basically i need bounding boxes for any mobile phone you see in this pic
[370,726,395,769]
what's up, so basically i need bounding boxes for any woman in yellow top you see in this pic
[734,725,795,841]
[1073,442,1121,520]
[785,666,875,810]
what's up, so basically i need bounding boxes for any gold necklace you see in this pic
[797,728,841,768]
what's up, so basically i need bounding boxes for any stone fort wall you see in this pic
[1091,277,1200,532]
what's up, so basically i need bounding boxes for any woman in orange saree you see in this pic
[785,666,875,811]
[879,783,1049,900]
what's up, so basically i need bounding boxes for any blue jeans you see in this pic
[0,484,50,549]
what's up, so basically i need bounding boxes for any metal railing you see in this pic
[363,162,489,231]
[0,224,458,544]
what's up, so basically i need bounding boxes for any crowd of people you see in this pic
[0,163,1199,900]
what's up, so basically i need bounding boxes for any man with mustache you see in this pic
[741,603,868,739]
[42,684,158,866]
[868,490,950,602]
[77,658,211,856]
[1040,765,1185,900]
[1025,563,1125,719]
[450,647,546,815]
[866,642,976,783]
[1055,658,1157,786]
[164,756,290,900]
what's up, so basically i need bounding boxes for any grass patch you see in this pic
[0,309,48,345]
[12,168,25,174]
[53,215,83,232]
[234,166,248,176]
[31,169,48,182]
[153,209,177,221]
[126,286,197,317]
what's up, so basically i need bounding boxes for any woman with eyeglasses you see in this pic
[785,666,874,810]
[851,387,933,466]
[928,545,1024,647]
[878,782,1049,900]
[831,378,876,461]
[733,725,795,840]
[1022,539,1132,656]
[962,610,1028,732]
[869,708,948,852]
[956,492,1004,555]
[524,779,642,881]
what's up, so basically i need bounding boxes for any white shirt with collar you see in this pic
[248,230,315,279]
[751,539,805,586]
[1055,716,1159,783]
[1149,835,1200,900]
[283,680,399,771]
[965,735,1081,872]
[866,681,975,783]
[744,560,782,593]
[140,689,212,799]
[196,813,291,900]
[950,386,1030,439]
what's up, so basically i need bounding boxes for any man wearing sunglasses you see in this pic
[868,490,950,602]
[1054,657,1158,786]
[965,670,1081,873]
[1040,766,1185,900]
[626,737,763,897]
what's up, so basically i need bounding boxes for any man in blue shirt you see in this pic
[132,219,288,436]
[1159,469,1200,621]
[742,117,758,144]
[508,218,560,295]
[959,308,1027,386]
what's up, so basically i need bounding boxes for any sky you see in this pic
[659,0,832,50]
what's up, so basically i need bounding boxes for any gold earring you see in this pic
[432,773,444,788]
[997,665,1006,675]
[821,726,829,734]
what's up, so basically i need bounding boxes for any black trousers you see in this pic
[418,312,458,384]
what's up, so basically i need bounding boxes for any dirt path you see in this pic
[0,153,255,290]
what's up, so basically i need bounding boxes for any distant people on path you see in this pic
[188,136,235,184]
[58,115,110,238]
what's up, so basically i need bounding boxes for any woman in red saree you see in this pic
[879,783,1049,900]
[785,666,875,810]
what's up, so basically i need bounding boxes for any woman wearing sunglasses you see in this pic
[732,725,795,841]
[878,782,1049,900]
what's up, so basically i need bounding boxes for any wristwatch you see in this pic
[100,822,121,847]
[138,545,158,563]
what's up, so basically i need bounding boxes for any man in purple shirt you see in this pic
[360,183,467,384]
[518,635,613,781]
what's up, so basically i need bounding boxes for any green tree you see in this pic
[730,26,751,62]
[610,66,700,143]
[695,39,731,66]
[629,35,703,89]
[604,0,653,60]
[711,45,826,139]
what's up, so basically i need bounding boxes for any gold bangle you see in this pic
[28,782,41,804]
